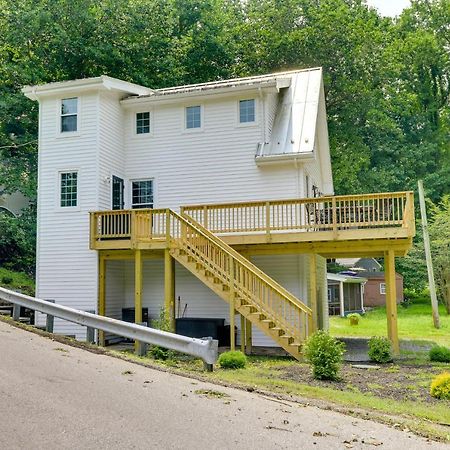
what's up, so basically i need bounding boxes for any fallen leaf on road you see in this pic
[121,370,134,375]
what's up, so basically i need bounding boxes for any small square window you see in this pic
[380,283,386,295]
[186,106,201,129]
[131,180,153,209]
[61,98,78,132]
[136,112,150,134]
[60,172,78,207]
[239,99,255,123]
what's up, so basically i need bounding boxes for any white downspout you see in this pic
[339,282,345,317]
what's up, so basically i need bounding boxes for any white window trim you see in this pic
[130,178,155,209]
[56,97,80,138]
[183,104,204,133]
[56,169,80,211]
[380,282,386,295]
[133,110,153,138]
[236,97,258,128]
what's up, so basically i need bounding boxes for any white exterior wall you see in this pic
[36,92,100,338]
[34,74,331,344]
[123,93,305,209]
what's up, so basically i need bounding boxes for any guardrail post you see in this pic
[85,310,95,343]
[130,210,137,248]
[46,299,55,333]
[165,209,171,242]
[203,205,208,229]
[202,337,214,371]
[89,212,96,249]
[136,322,148,356]
[12,303,20,321]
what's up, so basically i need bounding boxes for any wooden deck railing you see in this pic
[90,192,415,247]
[181,192,415,237]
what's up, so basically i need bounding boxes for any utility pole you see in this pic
[418,180,440,329]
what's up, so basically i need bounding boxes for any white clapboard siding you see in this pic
[36,93,100,338]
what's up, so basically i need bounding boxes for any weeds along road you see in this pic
[0,320,444,450]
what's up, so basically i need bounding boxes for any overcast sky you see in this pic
[366,0,411,17]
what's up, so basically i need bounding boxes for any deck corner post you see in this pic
[134,249,143,353]
[309,253,318,332]
[245,318,252,354]
[229,254,235,351]
[332,197,338,239]
[384,249,399,355]
[98,254,106,346]
[164,248,176,331]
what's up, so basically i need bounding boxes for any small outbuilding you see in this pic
[327,273,367,317]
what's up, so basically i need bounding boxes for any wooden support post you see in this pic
[164,249,176,331]
[134,249,143,353]
[98,254,106,346]
[245,319,252,354]
[384,249,400,355]
[229,254,235,351]
[240,315,245,353]
[309,253,318,331]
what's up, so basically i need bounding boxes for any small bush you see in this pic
[429,346,450,363]
[149,307,174,360]
[368,336,393,363]
[304,331,345,380]
[347,313,361,325]
[218,351,247,369]
[430,372,450,400]
[1,276,13,285]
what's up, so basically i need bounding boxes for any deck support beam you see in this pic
[240,315,246,353]
[309,253,318,332]
[134,249,143,353]
[229,255,235,351]
[245,319,252,354]
[384,249,399,355]
[98,254,106,346]
[164,249,176,331]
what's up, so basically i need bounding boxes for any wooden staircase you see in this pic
[168,210,313,360]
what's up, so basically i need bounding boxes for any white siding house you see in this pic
[23,68,333,349]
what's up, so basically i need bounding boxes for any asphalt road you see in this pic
[0,320,445,450]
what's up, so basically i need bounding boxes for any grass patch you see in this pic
[0,268,35,296]
[194,389,230,399]
[330,301,450,346]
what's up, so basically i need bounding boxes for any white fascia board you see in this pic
[22,75,152,101]
[120,82,279,108]
[255,151,315,165]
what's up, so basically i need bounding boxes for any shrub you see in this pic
[368,336,393,363]
[430,372,450,400]
[347,313,361,325]
[304,331,345,380]
[149,308,174,360]
[1,276,13,285]
[429,346,450,363]
[218,351,247,369]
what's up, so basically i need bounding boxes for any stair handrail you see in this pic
[169,210,312,317]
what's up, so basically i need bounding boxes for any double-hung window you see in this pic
[60,171,78,207]
[131,180,153,209]
[61,98,78,132]
[239,99,255,124]
[186,105,201,129]
[380,283,386,295]
[136,112,150,134]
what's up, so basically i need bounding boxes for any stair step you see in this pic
[261,319,273,324]
[222,285,230,291]
[280,335,293,340]
[250,312,264,318]
[289,342,301,347]
[270,326,282,331]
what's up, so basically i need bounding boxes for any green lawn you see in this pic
[330,302,450,346]
[0,268,35,296]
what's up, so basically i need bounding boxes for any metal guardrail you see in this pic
[0,287,218,366]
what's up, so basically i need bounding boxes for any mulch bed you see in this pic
[274,362,448,405]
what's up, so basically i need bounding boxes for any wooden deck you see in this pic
[90,191,415,257]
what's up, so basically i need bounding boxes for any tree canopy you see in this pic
[0,0,448,275]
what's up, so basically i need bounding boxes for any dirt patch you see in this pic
[276,362,448,405]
